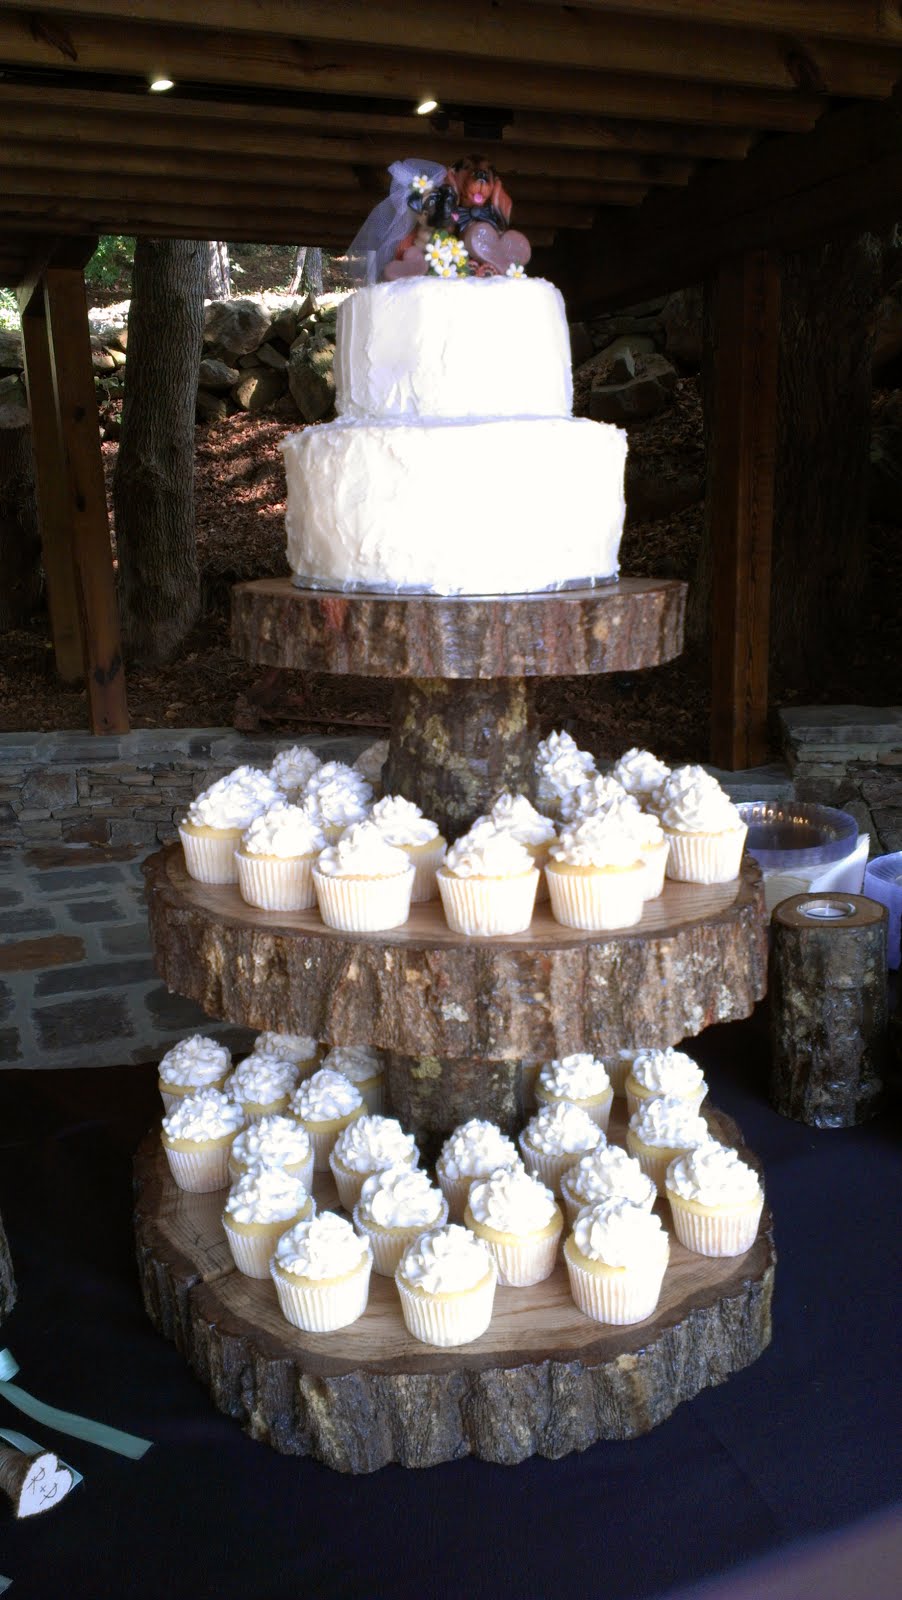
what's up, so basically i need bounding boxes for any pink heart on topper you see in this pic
[383,247,428,281]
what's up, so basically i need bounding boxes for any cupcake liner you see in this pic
[546,863,646,931]
[352,1199,449,1277]
[352,1075,384,1117]
[406,838,447,903]
[663,824,747,885]
[223,1204,313,1279]
[272,1256,372,1332]
[395,1269,496,1347]
[639,839,670,900]
[535,1086,613,1134]
[313,865,415,932]
[667,1189,764,1257]
[178,824,242,885]
[435,1171,474,1224]
[436,868,538,936]
[465,1211,563,1288]
[564,1237,668,1325]
[329,1156,369,1212]
[234,1094,292,1125]
[526,843,551,903]
[516,1135,585,1196]
[607,1052,635,1098]
[236,850,317,911]
[626,1130,691,1195]
[162,1136,234,1194]
[302,1106,365,1172]
[624,1081,706,1123]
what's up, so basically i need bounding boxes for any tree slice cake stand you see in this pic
[137,573,773,1468]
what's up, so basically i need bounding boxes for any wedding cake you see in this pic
[281,275,627,596]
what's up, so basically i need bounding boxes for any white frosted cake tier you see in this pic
[283,415,627,595]
[334,277,573,421]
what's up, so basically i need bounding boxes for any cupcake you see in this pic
[228,1113,314,1190]
[352,1165,448,1277]
[626,1095,713,1194]
[313,821,415,933]
[160,1087,245,1193]
[235,801,326,911]
[395,1224,497,1347]
[608,1048,638,1099]
[435,1118,522,1222]
[546,812,647,932]
[178,765,282,884]
[611,747,672,808]
[559,771,628,828]
[321,1044,385,1115]
[302,762,373,843]
[222,1165,314,1279]
[224,1054,299,1122]
[436,820,539,937]
[464,1165,563,1287]
[656,766,747,884]
[518,1102,601,1194]
[624,1046,708,1121]
[271,1211,373,1332]
[665,1142,764,1257]
[328,1114,419,1211]
[251,1032,320,1079]
[534,1053,614,1132]
[369,795,446,902]
[157,1033,231,1113]
[487,791,557,902]
[534,730,597,820]
[564,1197,670,1325]
[269,743,322,801]
[560,1144,657,1229]
[289,1068,365,1170]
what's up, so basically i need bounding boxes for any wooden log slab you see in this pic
[133,1103,774,1472]
[145,844,767,1071]
[230,576,687,679]
[769,891,887,1127]
[0,1207,15,1325]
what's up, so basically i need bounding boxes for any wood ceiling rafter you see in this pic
[515,0,902,46]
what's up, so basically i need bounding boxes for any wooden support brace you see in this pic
[708,250,780,770]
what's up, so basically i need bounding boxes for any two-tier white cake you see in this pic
[281,276,627,596]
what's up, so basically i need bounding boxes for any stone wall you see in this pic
[779,706,902,851]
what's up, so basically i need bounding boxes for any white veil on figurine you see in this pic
[347,159,447,284]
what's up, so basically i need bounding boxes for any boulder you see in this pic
[288,331,335,422]
[90,343,118,373]
[594,333,656,366]
[0,329,23,372]
[660,285,704,369]
[0,374,25,405]
[203,297,272,357]
[254,342,289,371]
[232,369,287,412]
[590,353,678,424]
[198,357,239,392]
[195,388,230,421]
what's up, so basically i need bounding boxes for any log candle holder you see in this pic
[0,1444,74,1518]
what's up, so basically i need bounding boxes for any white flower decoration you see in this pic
[506,262,526,279]
[411,173,433,195]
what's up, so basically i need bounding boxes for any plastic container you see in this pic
[862,853,902,970]
[737,802,858,872]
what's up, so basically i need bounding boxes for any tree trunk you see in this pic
[289,246,307,295]
[113,237,206,665]
[290,245,322,296]
[205,240,231,301]
[0,403,42,629]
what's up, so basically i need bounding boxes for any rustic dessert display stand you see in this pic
[138,575,774,1471]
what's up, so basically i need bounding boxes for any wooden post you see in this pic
[708,250,780,770]
[18,288,84,681]
[43,262,128,732]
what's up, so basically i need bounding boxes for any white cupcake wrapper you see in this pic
[272,1257,372,1332]
[639,839,670,899]
[223,1206,312,1279]
[469,1222,562,1288]
[163,1140,233,1194]
[314,865,415,932]
[395,1269,496,1347]
[178,825,241,885]
[625,1083,705,1123]
[303,1107,365,1172]
[564,1240,668,1325]
[517,1135,587,1196]
[667,1191,764,1257]
[626,1131,693,1195]
[236,850,317,911]
[406,839,447,903]
[436,1172,474,1224]
[352,1199,449,1277]
[436,868,539,936]
[663,825,747,885]
[546,864,646,931]
[535,1087,613,1133]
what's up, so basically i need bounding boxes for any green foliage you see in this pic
[0,287,19,329]
[85,235,135,290]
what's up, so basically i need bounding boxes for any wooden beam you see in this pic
[516,1,902,47]
[4,2,900,90]
[0,15,830,127]
[42,264,128,734]
[14,234,97,316]
[708,251,781,770]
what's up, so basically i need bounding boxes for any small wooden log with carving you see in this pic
[0,1444,75,1518]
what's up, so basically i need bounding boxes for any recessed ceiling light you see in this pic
[149,76,175,92]
[416,98,438,116]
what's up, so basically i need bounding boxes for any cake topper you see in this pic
[348,156,531,284]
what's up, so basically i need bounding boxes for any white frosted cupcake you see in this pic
[157,1033,231,1113]
[488,791,557,902]
[228,1113,314,1190]
[236,801,327,911]
[302,762,373,843]
[395,1224,497,1347]
[435,1118,522,1222]
[564,1197,670,1325]
[369,795,446,902]
[535,1053,614,1132]
[464,1165,563,1287]
[534,730,597,820]
[665,1142,764,1257]
[626,1095,713,1193]
[222,1165,315,1279]
[251,1032,320,1080]
[558,771,628,827]
[656,766,747,884]
[624,1046,708,1120]
[269,743,322,800]
[224,1054,299,1122]
[321,1044,385,1115]
[436,820,539,937]
[328,1114,419,1211]
[518,1102,601,1194]
[560,1144,657,1228]
[546,811,647,931]
[611,747,672,808]
[289,1067,365,1170]
[178,765,282,884]
[161,1087,245,1193]
[313,820,415,932]
[271,1211,373,1332]
[352,1165,448,1276]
